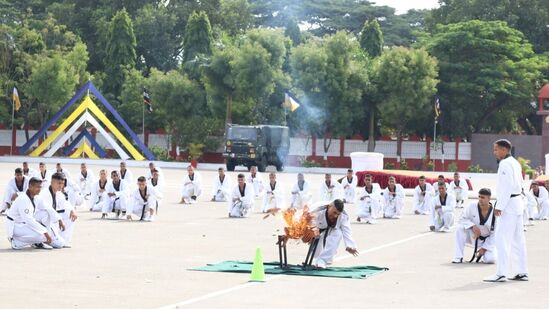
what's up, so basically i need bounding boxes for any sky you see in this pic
[371,0,440,14]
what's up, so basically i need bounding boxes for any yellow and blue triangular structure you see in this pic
[19,81,154,160]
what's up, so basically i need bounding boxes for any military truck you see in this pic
[223,125,289,172]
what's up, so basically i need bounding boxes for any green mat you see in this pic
[190,261,388,280]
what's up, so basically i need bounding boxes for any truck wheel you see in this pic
[226,160,236,171]
[258,156,267,172]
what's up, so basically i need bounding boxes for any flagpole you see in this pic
[142,98,145,144]
[433,118,437,171]
[10,93,15,156]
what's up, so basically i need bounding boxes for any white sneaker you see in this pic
[10,238,22,250]
[483,274,507,282]
[451,258,463,264]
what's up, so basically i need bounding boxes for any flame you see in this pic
[282,206,314,240]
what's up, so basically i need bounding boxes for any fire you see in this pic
[282,207,314,240]
[265,206,315,243]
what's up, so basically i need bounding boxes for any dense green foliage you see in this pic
[1,0,548,155]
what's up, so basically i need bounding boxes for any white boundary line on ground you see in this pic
[157,232,433,309]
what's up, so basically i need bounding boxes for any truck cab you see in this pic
[223,125,289,172]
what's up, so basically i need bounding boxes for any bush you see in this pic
[149,145,171,161]
[384,162,395,170]
[447,162,457,172]
[467,164,484,173]
[300,159,322,168]
[400,159,408,170]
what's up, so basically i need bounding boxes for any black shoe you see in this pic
[191,195,197,201]
[510,274,529,281]
[429,226,435,232]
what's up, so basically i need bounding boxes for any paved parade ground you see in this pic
[0,161,546,309]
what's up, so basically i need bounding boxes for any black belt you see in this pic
[57,209,65,213]
[510,194,521,198]
[7,216,13,221]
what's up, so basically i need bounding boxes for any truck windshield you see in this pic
[227,127,257,140]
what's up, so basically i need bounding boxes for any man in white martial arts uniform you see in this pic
[341,169,358,203]
[126,176,158,221]
[90,170,109,212]
[437,175,447,187]
[62,176,84,210]
[290,173,312,209]
[35,173,69,249]
[413,176,435,215]
[77,163,95,203]
[429,183,455,232]
[22,162,38,178]
[55,163,72,180]
[228,174,254,217]
[452,188,496,264]
[2,168,30,213]
[148,169,163,212]
[101,171,129,219]
[211,167,232,202]
[37,162,53,189]
[306,199,358,268]
[356,174,382,224]
[59,176,78,246]
[261,173,285,213]
[383,176,405,219]
[180,165,202,204]
[246,166,264,198]
[320,174,343,202]
[484,139,528,282]
[449,172,466,208]
[527,182,549,220]
[5,178,55,249]
[119,161,134,187]
[145,162,164,181]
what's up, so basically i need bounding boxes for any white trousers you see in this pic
[313,228,342,268]
[384,198,403,218]
[34,210,66,248]
[127,196,157,219]
[102,196,127,213]
[414,198,431,214]
[182,184,202,201]
[495,212,528,277]
[432,210,454,231]
[454,227,495,263]
[290,193,312,209]
[344,187,355,203]
[528,200,549,220]
[228,201,251,217]
[213,190,229,202]
[356,200,379,222]
[6,220,47,249]
[59,212,75,245]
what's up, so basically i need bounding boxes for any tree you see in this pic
[219,0,253,36]
[360,19,383,57]
[183,11,213,63]
[375,47,438,162]
[360,19,384,151]
[290,32,369,159]
[231,29,288,124]
[134,4,180,72]
[285,18,301,46]
[419,20,545,137]
[104,8,137,97]
[427,0,549,53]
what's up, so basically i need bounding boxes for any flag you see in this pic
[283,92,300,112]
[12,87,21,111]
[143,87,153,113]
[434,97,441,120]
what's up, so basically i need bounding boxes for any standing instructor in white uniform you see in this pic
[484,139,528,282]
